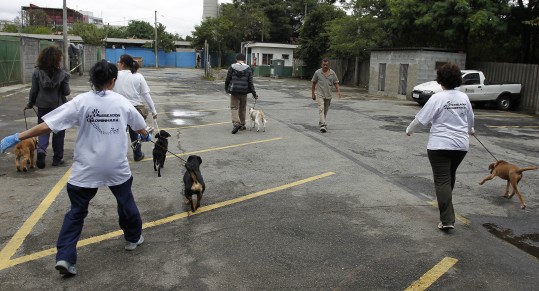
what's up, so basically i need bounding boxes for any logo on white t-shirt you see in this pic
[86,109,121,135]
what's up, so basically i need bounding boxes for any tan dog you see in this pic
[14,137,38,172]
[479,160,537,209]
[249,107,267,132]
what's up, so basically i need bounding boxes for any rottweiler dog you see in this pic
[152,130,171,177]
[183,155,205,212]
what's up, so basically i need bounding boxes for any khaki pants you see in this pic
[317,97,331,126]
[230,93,247,126]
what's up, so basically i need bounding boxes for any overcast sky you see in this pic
[0,0,233,38]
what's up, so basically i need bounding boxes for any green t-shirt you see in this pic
[312,69,339,99]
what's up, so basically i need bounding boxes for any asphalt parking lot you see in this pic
[0,67,538,290]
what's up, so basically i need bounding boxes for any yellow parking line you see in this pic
[0,169,72,266]
[405,257,458,291]
[0,172,335,270]
[160,108,229,115]
[428,200,470,225]
[139,137,283,162]
[485,125,539,128]
[159,121,229,131]
[154,100,227,105]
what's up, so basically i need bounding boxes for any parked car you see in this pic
[411,70,522,110]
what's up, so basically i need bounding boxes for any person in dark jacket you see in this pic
[25,46,71,168]
[225,53,258,134]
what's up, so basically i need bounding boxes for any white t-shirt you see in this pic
[414,90,475,151]
[114,70,157,115]
[42,90,147,188]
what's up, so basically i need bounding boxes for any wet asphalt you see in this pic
[0,68,538,290]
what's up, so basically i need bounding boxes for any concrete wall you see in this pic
[20,37,103,83]
[368,50,466,99]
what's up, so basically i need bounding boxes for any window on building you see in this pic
[282,54,289,60]
[262,54,273,65]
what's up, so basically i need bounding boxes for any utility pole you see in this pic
[63,0,68,70]
[154,10,158,68]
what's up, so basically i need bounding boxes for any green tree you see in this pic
[296,3,346,75]
[2,23,18,33]
[21,26,52,34]
[70,22,107,46]
[125,20,154,39]
[105,25,127,38]
[156,23,176,52]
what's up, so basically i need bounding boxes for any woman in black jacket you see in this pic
[25,46,71,168]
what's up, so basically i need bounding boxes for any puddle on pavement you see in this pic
[168,109,211,126]
[483,223,539,259]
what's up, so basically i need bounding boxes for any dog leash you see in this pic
[144,119,189,164]
[253,97,257,109]
[473,134,498,162]
[153,118,160,134]
[148,139,188,163]
[23,107,48,153]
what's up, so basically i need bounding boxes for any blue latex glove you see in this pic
[1,133,21,153]
[139,133,152,142]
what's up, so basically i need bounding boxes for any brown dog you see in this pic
[14,137,38,172]
[479,160,537,209]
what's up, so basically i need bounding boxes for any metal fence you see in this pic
[0,36,21,86]
[468,62,539,114]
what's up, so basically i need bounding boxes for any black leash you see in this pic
[473,134,498,162]
[23,108,48,153]
[148,139,188,163]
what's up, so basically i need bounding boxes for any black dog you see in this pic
[183,155,205,212]
[152,130,171,177]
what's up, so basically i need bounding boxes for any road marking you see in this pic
[154,100,227,105]
[160,108,229,115]
[485,125,539,128]
[0,169,72,266]
[159,121,229,131]
[0,172,335,270]
[404,257,458,291]
[428,200,470,225]
[139,137,283,161]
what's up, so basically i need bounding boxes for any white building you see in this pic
[244,42,298,77]
[203,0,218,19]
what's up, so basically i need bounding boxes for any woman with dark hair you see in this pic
[113,54,158,161]
[25,46,71,168]
[1,60,152,276]
[406,63,475,231]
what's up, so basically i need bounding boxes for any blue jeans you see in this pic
[37,107,65,162]
[128,125,143,160]
[56,176,142,264]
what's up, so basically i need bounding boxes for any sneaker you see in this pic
[134,152,145,162]
[55,260,77,276]
[36,152,46,169]
[320,126,327,133]
[125,235,144,251]
[231,125,241,134]
[52,160,65,166]
[437,222,454,230]
[239,125,247,131]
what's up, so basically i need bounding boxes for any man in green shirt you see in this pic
[311,59,342,133]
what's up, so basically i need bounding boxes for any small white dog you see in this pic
[249,107,267,132]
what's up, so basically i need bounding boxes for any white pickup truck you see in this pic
[411,70,522,110]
